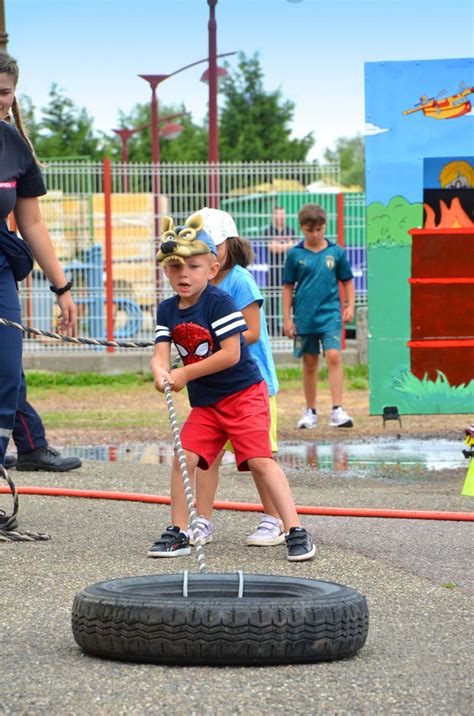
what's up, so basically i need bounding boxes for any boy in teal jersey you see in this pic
[282,204,355,429]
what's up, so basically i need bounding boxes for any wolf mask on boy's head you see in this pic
[157,214,217,266]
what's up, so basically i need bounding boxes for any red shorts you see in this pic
[180,381,272,472]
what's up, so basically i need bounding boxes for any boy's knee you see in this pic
[248,456,271,477]
[302,353,318,369]
[173,450,199,471]
[325,349,342,367]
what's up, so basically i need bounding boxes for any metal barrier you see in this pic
[17,160,366,354]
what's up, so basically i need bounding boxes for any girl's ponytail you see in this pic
[221,236,254,271]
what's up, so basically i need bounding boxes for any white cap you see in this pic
[191,207,239,246]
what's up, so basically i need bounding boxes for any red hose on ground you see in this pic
[0,485,473,521]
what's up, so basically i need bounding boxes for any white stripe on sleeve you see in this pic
[211,311,243,329]
[215,318,247,336]
[155,324,171,339]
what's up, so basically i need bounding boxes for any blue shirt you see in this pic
[155,283,263,407]
[217,265,279,397]
[283,240,353,334]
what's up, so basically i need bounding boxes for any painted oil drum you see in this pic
[408,227,474,387]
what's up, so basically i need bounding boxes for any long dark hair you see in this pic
[0,50,38,160]
[220,236,254,271]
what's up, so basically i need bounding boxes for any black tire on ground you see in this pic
[72,573,369,666]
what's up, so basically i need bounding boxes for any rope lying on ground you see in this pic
[0,317,152,542]
[0,466,51,542]
[0,316,176,543]
[0,316,154,348]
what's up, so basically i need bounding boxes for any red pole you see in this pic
[150,83,161,238]
[2,485,474,521]
[336,192,346,350]
[138,75,171,312]
[112,129,131,192]
[150,84,162,310]
[121,141,128,193]
[120,136,128,193]
[103,158,114,353]
[208,0,219,208]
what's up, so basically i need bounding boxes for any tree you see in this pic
[324,134,365,189]
[34,84,104,160]
[18,94,41,148]
[17,54,317,164]
[112,101,208,163]
[218,53,314,162]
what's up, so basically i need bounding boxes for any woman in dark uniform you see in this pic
[0,51,77,525]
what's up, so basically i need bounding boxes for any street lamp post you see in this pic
[0,0,8,50]
[138,51,236,302]
[137,74,173,302]
[139,50,235,206]
[113,127,142,164]
[113,112,188,191]
[207,0,219,208]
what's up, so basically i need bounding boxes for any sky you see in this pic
[6,0,474,160]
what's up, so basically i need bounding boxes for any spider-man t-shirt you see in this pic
[155,284,263,407]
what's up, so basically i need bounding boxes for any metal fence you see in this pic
[18,160,366,354]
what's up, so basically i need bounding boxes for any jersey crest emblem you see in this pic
[325,255,335,270]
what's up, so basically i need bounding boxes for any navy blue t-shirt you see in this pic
[155,284,263,407]
[0,122,46,219]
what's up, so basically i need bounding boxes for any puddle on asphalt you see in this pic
[57,438,466,474]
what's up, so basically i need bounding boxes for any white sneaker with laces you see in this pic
[330,407,353,428]
[297,408,317,429]
[246,514,286,546]
[188,516,213,545]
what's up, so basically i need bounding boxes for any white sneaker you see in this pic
[188,516,213,545]
[246,514,286,546]
[330,407,353,428]
[297,408,317,429]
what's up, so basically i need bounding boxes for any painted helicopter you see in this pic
[403,83,474,119]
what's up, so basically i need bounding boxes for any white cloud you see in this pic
[365,122,390,136]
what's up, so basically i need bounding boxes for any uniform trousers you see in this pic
[13,372,47,454]
[0,256,22,463]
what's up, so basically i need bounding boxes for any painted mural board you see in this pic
[365,57,474,415]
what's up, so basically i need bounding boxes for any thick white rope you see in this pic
[0,465,51,542]
[163,380,208,574]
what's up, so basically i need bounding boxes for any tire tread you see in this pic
[72,575,368,665]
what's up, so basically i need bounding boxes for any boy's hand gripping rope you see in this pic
[163,379,208,574]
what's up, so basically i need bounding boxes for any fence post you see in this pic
[336,191,346,350]
[208,163,219,209]
[103,158,114,353]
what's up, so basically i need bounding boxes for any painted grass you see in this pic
[392,370,474,411]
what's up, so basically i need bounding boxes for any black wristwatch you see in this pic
[50,280,73,295]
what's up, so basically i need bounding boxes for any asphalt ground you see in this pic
[1,460,472,715]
